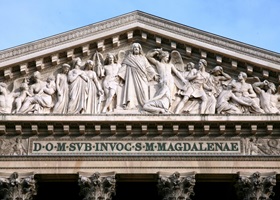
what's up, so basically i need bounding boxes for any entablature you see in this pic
[0,114,279,135]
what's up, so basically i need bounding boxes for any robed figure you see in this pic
[119,43,157,110]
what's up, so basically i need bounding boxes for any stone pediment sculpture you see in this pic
[0,11,280,115]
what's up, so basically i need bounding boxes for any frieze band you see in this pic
[0,43,280,115]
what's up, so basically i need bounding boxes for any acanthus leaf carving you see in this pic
[78,172,116,200]
[158,171,196,200]
[235,172,276,200]
[0,172,37,200]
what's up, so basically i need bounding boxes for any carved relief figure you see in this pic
[13,138,27,155]
[231,72,264,114]
[143,79,171,114]
[175,59,216,114]
[19,71,56,114]
[53,63,70,114]
[253,80,280,114]
[84,60,104,114]
[13,81,32,113]
[0,82,14,114]
[67,57,89,114]
[216,83,251,114]
[118,43,157,110]
[101,53,121,113]
[209,65,232,96]
[146,49,187,100]
[0,138,28,155]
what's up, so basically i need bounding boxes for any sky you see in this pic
[1,0,280,53]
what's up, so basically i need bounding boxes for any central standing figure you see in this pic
[119,43,157,111]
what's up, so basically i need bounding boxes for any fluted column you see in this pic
[78,172,116,200]
[235,171,276,200]
[0,172,37,200]
[157,171,196,200]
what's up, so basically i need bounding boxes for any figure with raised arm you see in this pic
[146,49,188,98]
[175,59,216,114]
[231,72,264,114]
[143,79,171,114]
[253,80,279,114]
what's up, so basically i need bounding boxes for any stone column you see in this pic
[235,171,276,200]
[157,171,196,200]
[0,172,37,200]
[78,172,116,200]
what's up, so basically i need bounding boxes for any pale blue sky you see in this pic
[1,0,280,53]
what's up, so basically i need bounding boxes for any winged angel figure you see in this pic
[143,49,189,113]
[146,49,188,98]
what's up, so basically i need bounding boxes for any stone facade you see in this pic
[0,10,280,199]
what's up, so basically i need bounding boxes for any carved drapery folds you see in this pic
[1,42,280,115]
[78,172,116,200]
[158,171,196,200]
[235,172,276,200]
[0,172,37,200]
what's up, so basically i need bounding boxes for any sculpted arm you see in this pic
[146,49,161,66]
[231,93,251,106]
[253,81,265,95]
[186,69,198,81]
[92,72,104,95]
[247,84,257,98]
[220,71,231,81]
[79,71,88,82]
[43,84,56,95]
[171,64,188,84]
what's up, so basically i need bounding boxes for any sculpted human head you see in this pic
[211,66,223,76]
[33,71,42,80]
[268,82,276,93]
[84,60,94,70]
[105,53,117,65]
[238,72,247,81]
[186,62,195,71]
[159,51,169,62]
[62,64,71,74]
[198,59,207,70]
[132,43,142,55]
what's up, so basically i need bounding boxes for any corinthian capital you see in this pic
[78,172,116,200]
[0,172,37,200]
[235,171,276,200]
[158,171,196,200]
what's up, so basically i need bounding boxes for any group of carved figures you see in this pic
[0,171,276,200]
[1,43,280,114]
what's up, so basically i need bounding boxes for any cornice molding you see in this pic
[0,11,279,67]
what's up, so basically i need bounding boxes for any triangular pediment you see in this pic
[1,11,280,162]
[0,10,280,116]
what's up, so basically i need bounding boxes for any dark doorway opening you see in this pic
[193,182,237,200]
[113,181,160,200]
[34,181,81,200]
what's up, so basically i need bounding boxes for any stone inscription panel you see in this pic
[29,139,241,156]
